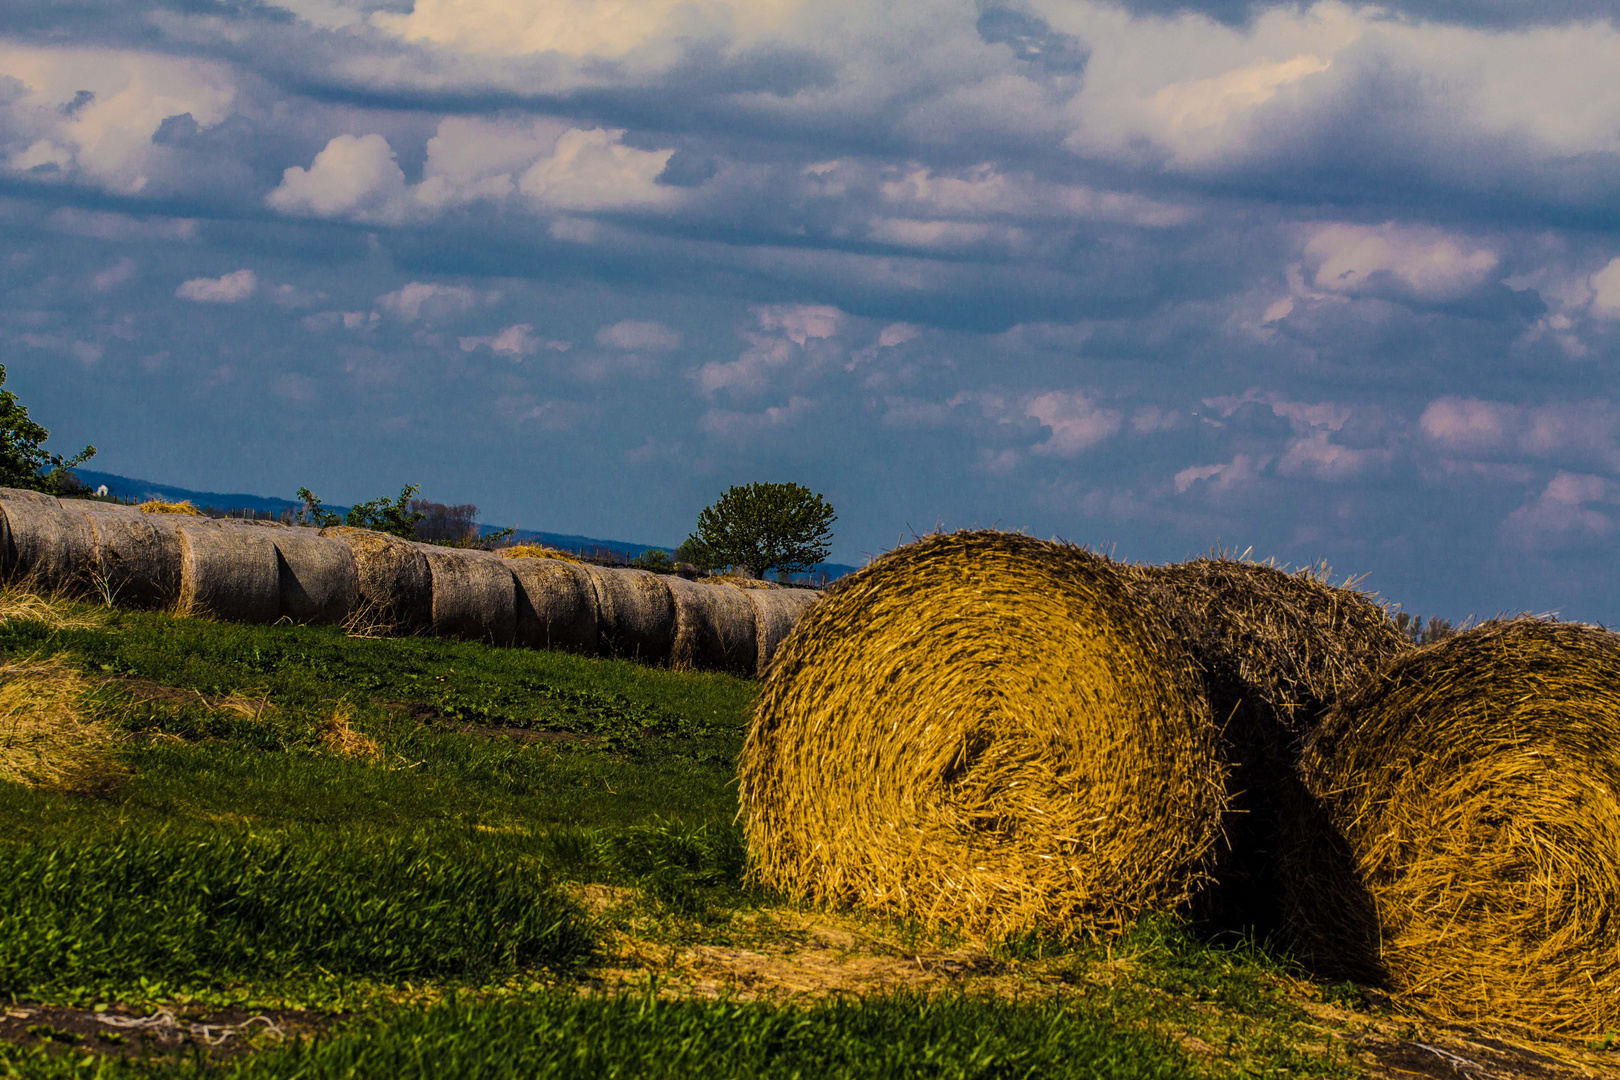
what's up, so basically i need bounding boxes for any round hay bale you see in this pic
[507,557,598,655]
[667,576,759,675]
[77,502,184,608]
[269,527,358,624]
[1288,618,1620,1033]
[739,530,1225,939]
[412,544,517,646]
[582,566,675,663]
[743,586,821,676]
[319,527,433,634]
[0,489,96,594]
[176,519,280,623]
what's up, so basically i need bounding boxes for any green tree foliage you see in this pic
[684,482,835,579]
[0,364,95,493]
[295,484,427,539]
[1394,611,1455,645]
[631,548,675,573]
[294,487,342,528]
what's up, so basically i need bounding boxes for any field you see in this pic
[0,591,1611,1078]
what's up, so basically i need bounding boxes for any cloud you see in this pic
[695,303,845,395]
[266,134,408,224]
[91,257,135,291]
[1025,391,1123,456]
[596,320,682,351]
[699,395,815,443]
[175,268,257,302]
[1420,397,1620,470]
[1500,472,1615,551]
[1591,258,1620,320]
[460,324,572,357]
[1304,223,1499,303]
[519,128,677,212]
[375,282,485,322]
[1174,453,1266,494]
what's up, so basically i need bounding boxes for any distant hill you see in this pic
[71,470,857,579]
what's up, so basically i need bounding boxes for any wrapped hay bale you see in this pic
[412,544,517,646]
[176,519,280,622]
[739,530,1225,939]
[0,489,95,593]
[1141,557,1409,930]
[319,527,433,634]
[1287,618,1620,1033]
[504,554,598,655]
[743,586,821,676]
[76,502,184,607]
[667,576,758,675]
[582,566,675,662]
[270,527,358,624]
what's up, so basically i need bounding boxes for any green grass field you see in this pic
[0,593,1601,1078]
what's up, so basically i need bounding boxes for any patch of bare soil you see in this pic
[0,1003,331,1061]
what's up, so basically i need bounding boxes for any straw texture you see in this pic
[744,587,821,676]
[583,566,675,662]
[413,544,517,646]
[270,526,359,624]
[0,489,95,593]
[320,526,433,634]
[177,520,280,622]
[508,557,599,654]
[740,531,1224,939]
[667,576,759,675]
[77,502,184,608]
[1288,618,1620,1033]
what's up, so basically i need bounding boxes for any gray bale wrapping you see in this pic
[177,519,280,622]
[667,576,759,675]
[506,556,599,654]
[76,502,185,607]
[319,526,433,633]
[271,527,359,624]
[0,489,96,593]
[745,587,822,676]
[412,544,517,646]
[583,566,675,662]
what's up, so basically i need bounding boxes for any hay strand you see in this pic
[1288,617,1620,1033]
[319,527,433,635]
[0,657,121,790]
[740,530,1225,939]
[138,499,202,515]
[499,544,581,564]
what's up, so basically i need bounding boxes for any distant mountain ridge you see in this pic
[71,470,857,579]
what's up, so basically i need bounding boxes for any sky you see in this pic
[2,0,1619,623]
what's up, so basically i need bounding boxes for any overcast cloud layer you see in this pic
[3,0,1619,621]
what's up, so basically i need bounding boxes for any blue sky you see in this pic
[3,0,1619,621]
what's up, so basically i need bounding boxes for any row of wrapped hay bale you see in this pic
[0,489,818,677]
[739,530,1620,1034]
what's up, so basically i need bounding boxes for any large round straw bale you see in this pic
[412,544,517,646]
[269,527,358,624]
[319,527,433,634]
[76,502,183,607]
[666,576,758,675]
[582,566,675,662]
[740,530,1225,939]
[507,557,598,654]
[1287,618,1620,1033]
[0,489,96,594]
[176,519,280,622]
[743,586,821,676]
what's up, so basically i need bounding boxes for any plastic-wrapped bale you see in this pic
[741,586,821,676]
[176,519,280,622]
[319,527,434,634]
[268,526,358,624]
[0,489,96,594]
[503,553,598,654]
[582,566,675,663]
[666,576,758,675]
[739,530,1225,939]
[413,544,517,646]
[1286,618,1620,1034]
[1140,556,1409,931]
[75,502,184,608]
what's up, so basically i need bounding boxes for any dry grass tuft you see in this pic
[318,702,380,757]
[499,544,581,564]
[0,656,123,790]
[711,575,782,590]
[137,498,202,515]
[0,585,102,631]
[739,530,1225,941]
[1287,617,1620,1034]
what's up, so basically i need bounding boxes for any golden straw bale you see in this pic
[739,530,1225,939]
[0,657,121,790]
[499,544,582,564]
[319,526,433,635]
[137,498,202,515]
[1287,618,1620,1033]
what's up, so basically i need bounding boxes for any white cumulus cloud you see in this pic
[175,268,257,302]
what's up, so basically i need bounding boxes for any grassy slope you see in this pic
[0,597,1380,1079]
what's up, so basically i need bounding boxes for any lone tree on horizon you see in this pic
[681,482,835,579]
[0,364,95,494]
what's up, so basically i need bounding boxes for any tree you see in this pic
[0,364,95,493]
[684,482,835,579]
[345,485,426,539]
